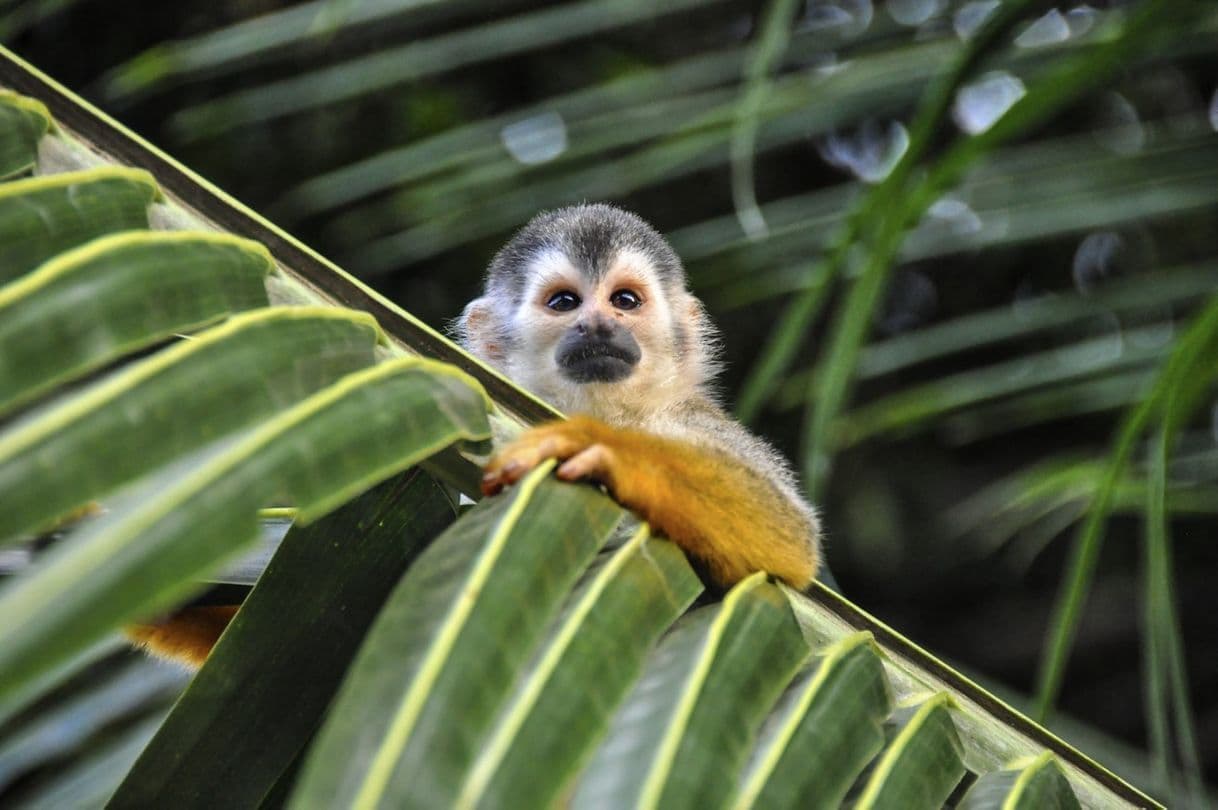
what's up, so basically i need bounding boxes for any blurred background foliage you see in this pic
[3,0,1216,805]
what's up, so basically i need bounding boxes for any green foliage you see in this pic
[0,90,48,178]
[0,307,383,545]
[735,632,891,810]
[460,527,701,809]
[855,694,966,810]
[0,66,1148,808]
[291,467,625,809]
[572,575,808,810]
[110,470,457,809]
[959,753,1082,810]
[156,0,730,141]
[0,169,156,283]
[1,0,1214,802]
[0,232,272,414]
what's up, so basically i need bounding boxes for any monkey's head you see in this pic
[457,204,720,417]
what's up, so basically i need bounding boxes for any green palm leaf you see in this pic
[109,469,457,810]
[0,231,272,415]
[855,694,966,810]
[458,526,702,809]
[290,467,623,809]
[0,358,491,701]
[0,90,49,178]
[959,753,1082,810]
[573,574,809,810]
[162,0,729,140]
[0,308,381,544]
[733,632,891,810]
[0,168,157,283]
[0,27,1177,810]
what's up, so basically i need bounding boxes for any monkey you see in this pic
[129,203,820,669]
[459,203,820,590]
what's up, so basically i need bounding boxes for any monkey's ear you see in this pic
[679,293,723,379]
[683,294,719,344]
[456,297,507,365]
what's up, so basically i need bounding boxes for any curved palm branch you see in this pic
[0,49,1167,809]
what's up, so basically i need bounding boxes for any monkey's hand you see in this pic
[482,416,818,589]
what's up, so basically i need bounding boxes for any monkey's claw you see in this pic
[481,460,529,497]
[480,426,589,496]
[480,465,520,497]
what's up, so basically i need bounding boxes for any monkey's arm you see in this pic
[482,416,819,589]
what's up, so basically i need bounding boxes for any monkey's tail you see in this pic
[125,605,239,669]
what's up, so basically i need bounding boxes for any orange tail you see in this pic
[126,605,240,669]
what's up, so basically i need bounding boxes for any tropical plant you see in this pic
[0,40,1171,809]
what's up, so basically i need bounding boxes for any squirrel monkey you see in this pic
[459,204,820,589]
[130,204,820,668]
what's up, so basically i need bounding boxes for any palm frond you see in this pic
[0,45,1167,810]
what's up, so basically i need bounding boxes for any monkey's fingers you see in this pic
[481,428,586,496]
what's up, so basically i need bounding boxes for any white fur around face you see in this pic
[496,247,703,423]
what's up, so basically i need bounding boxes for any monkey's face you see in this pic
[458,204,719,419]
[504,247,687,412]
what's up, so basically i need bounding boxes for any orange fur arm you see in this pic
[482,416,819,589]
[125,605,239,669]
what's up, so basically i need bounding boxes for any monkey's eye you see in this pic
[546,291,581,312]
[610,289,642,311]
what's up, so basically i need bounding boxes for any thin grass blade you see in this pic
[729,0,800,238]
[802,0,1203,492]
[7,710,169,810]
[99,0,452,101]
[283,46,747,215]
[857,263,1217,380]
[1140,369,1211,807]
[0,655,184,793]
[0,637,123,731]
[735,0,1043,424]
[835,324,1169,445]
[1034,294,1218,719]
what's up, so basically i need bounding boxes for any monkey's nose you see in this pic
[578,316,617,338]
